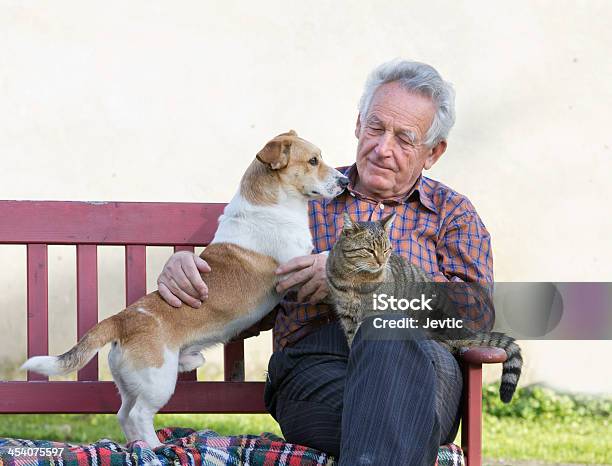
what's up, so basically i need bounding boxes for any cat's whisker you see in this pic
[348,263,372,276]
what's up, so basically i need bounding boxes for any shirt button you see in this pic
[379,203,385,210]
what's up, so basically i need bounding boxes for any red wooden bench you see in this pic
[0,200,506,466]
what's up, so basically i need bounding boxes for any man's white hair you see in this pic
[358,59,456,147]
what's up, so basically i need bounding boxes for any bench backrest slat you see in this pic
[125,245,147,306]
[224,340,245,382]
[76,244,99,381]
[173,245,199,382]
[26,243,49,382]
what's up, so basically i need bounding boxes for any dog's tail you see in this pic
[21,315,121,376]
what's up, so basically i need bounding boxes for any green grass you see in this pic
[481,414,610,464]
[478,384,611,464]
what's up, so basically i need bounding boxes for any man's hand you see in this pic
[157,251,211,308]
[275,252,329,304]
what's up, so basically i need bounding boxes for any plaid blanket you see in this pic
[0,427,464,466]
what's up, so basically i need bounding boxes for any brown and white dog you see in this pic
[21,130,348,448]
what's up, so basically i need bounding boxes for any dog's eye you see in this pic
[309,157,318,166]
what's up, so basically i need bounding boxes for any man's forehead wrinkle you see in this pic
[368,85,435,134]
[367,105,426,139]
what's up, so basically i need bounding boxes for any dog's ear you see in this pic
[256,137,291,170]
[277,129,297,137]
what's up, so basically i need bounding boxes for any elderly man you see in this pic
[158,59,493,465]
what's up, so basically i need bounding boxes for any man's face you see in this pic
[354,81,447,199]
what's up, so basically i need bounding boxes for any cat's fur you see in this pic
[326,212,522,403]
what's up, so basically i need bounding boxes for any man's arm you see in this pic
[431,203,495,332]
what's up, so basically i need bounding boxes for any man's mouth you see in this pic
[369,161,394,172]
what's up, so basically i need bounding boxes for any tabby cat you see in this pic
[326,212,522,403]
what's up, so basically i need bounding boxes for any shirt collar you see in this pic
[342,163,438,214]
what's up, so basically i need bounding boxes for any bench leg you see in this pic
[461,362,482,466]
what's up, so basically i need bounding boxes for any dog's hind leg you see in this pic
[119,347,179,448]
[109,342,139,443]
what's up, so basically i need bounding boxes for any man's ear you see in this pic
[423,140,447,170]
[256,137,292,170]
[380,213,396,233]
[354,114,362,139]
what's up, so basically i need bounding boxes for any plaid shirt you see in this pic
[272,164,494,350]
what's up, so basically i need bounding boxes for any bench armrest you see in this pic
[460,347,507,365]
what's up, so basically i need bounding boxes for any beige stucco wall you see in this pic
[1,1,611,393]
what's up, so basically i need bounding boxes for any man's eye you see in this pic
[398,137,414,147]
[309,157,318,166]
[368,125,384,133]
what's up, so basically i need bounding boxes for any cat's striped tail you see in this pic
[453,331,523,403]
[489,332,522,402]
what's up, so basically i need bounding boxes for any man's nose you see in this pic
[375,132,394,157]
[337,176,349,188]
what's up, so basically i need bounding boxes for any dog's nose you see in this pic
[338,176,349,188]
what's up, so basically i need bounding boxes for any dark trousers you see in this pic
[264,318,463,466]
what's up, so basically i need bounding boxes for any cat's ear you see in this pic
[380,213,396,233]
[342,212,355,233]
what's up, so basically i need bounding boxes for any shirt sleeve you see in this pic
[433,200,495,332]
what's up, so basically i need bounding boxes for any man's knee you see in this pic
[275,396,342,457]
